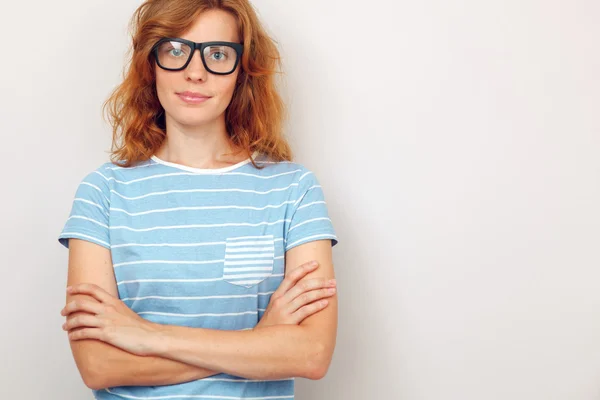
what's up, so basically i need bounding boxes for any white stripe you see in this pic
[226,240,273,247]
[200,377,293,383]
[138,310,258,317]
[117,277,223,285]
[224,168,303,180]
[223,273,272,279]
[293,185,322,206]
[227,170,301,179]
[285,234,337,249]
[113,259,224,268]
[92,170,110,180]
[298,200,326,210]
[67,215,108,229]
[111,241,226,248]
[121,292,275,301]
[228,279,264,286]
[223,267,273,272]
[123,294,258,301]
[224,253,274,259]
[105,387,294,399]
[111,238,284,249]
[225,246,275,253]
[102,169,302,185]
[110,183,299,201]
[80,182,110,203]
[224,260,274,266]
[74,198,109,216]
[110,201,295,216]
[117,274,284,286]
[110,219,290,232]
[288,217,331,232]
[226,235,280,240]
[298,171,312,181]
[60,232,109,248]
[228,235,273,241]
[113,256,284,269]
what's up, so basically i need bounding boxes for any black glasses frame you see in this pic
[151,37,244,75]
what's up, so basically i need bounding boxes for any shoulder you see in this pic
[74,158,148,197]
[73,162,114,191]
[253,153,318,185]
[90,158,156,184]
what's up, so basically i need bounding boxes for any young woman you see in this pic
[57,0,339,399]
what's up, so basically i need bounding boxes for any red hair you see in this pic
[102,0,292,168]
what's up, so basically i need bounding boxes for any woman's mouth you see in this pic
[176,92,212,104]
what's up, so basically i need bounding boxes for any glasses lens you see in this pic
[203,44,238,74]
[156,40,192,70]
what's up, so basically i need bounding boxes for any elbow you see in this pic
[83,376,104,391]
[72,345,109,390]
[80,364,107,390]
[306,365,329,381]
[304,341,333,380]
[81,360,116,390]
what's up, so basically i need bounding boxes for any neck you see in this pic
[156,113,245,169]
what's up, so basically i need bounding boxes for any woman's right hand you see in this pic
[254,261,337,329]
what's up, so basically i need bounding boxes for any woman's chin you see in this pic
[174,116,214,127]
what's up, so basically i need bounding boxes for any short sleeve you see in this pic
[57,166,111,250]
[285,168,339,252]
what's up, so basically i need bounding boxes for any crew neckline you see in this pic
[150,151,260,174]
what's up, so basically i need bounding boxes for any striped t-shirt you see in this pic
[57,151,338,400]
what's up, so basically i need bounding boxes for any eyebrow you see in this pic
[176,37,239,43]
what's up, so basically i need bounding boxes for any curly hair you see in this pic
[102,0,293,168]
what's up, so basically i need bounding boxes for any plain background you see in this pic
[1,0,599,399]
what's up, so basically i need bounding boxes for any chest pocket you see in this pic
[222,234,275,288]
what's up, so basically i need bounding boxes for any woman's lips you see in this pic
[177,93,211,104]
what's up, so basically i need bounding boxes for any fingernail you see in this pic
[310,261,318,266]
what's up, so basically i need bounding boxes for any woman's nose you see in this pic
[184,50,209,80]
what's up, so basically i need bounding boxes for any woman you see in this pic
[57,0,339,399]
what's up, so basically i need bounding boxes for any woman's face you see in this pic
[154,9,241,129]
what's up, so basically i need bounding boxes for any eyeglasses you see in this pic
[151,38,244,75]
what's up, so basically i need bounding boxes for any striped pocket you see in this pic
[222,235,275,288]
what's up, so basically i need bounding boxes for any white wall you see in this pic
[1,1,599,399]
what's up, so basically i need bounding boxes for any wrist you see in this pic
[145,321,170,357]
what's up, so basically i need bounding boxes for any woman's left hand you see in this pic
[60,283,161,356]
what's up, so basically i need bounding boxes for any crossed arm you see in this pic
[64,238,337,390]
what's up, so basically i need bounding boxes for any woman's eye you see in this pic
[162,47,187,58]
[209,52,226,61]
[168,48,186,57]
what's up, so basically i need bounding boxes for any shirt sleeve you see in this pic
[285,167,339,252]
[57,166,111,250]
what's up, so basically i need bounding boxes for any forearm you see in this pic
[75,340,220,390]
[152,324,325,381]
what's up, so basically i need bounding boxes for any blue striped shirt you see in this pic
[57,151,338,399]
